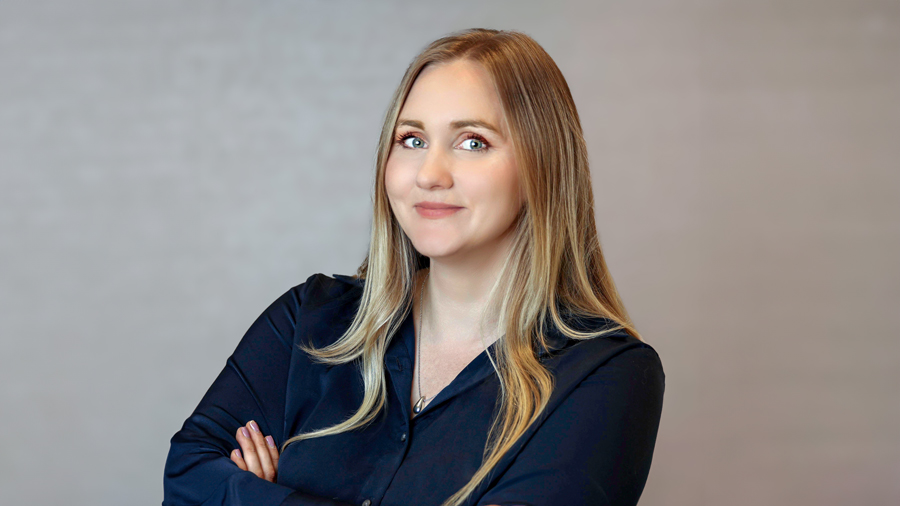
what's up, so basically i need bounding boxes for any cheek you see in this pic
[384,159,407,201]
[492,158,523,211]
[468,161,523,229]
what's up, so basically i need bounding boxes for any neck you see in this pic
[417,227,516,348]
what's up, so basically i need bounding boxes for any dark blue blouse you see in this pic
[163,273,664,506]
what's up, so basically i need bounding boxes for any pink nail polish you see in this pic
[241,427,250,438]
[249,421,260,433]
[266,436,275,448]
[234,449,242,459]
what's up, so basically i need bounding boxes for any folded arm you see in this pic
[163,281,352,506]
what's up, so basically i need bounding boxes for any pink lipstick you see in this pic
[414,201,463,219]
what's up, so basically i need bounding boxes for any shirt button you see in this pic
[361,500,371,506]
[400,433,407,442]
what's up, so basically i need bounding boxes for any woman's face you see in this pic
[385,59,524,264]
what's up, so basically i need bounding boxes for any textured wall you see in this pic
[1,1,897,505]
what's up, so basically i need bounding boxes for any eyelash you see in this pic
[393,131,491,152]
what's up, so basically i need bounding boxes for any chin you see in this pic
[411,244,459,261]
[407,235,463,260]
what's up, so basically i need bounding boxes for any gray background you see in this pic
[1,1,898,505]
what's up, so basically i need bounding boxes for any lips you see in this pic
[414,201,463,219]
[415,202,462,209]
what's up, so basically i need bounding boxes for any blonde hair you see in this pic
[283,28,639,506]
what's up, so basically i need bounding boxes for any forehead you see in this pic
[400,60,505,128]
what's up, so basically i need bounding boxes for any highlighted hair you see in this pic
[283,28,639,506]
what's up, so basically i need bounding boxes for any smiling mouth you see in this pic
[414,203,463,219]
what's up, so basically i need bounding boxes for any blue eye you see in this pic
[396,133,426,149]
[458,133,490,152]
[460,138,485,150]
[405,136,426,149]
[394,132,490,151]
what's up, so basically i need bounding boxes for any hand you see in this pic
[230,420,280,482]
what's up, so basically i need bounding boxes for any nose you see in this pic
[415,146,453,190]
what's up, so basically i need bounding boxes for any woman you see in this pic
[164,28,664,506]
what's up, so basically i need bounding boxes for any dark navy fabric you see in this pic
[163,273,664,506]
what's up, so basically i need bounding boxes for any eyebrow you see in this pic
[397,118,502,135]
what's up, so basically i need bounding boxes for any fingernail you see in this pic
[266,436,275,448]
[241,427,250,438]
[234,449,242,459]
[249,421,260,433]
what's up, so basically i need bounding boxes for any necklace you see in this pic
[413,270,429,416]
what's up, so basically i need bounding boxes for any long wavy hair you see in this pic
[283,28,639,506]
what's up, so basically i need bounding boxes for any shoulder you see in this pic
[563,332,662,371]
[296,272,364,308]
[258,272,364,331]
[548,313,661,365]
[277,273,365,348]
[543,320,665,406]
[256,273,362,314]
